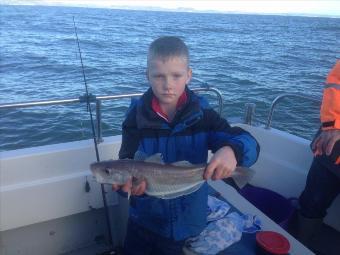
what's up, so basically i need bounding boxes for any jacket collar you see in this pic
[136,86,203,132]
[151,90,188,122]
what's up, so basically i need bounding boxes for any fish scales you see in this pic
[94,160,205,183]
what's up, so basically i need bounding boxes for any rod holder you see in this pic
[79,93,96,103]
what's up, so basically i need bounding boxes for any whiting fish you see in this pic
[90,154,254,199]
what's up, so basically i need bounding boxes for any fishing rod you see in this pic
[72,17,114,252]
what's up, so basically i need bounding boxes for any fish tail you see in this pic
[231,167,255,189]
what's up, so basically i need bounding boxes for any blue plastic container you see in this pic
[239,184,296,229]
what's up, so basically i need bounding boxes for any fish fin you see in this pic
[133,151,148,161]
[146,181,205,199]
[171,160,194,167]
[157,182,204,199]
[144,153,165,164]
[231,167,255,189]
[134,151,165,163]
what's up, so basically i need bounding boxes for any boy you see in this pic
[113,36,259,255]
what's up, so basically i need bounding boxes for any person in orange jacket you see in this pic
[312,60,340,164]
[291,61,340,251]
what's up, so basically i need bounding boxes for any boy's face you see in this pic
[147,56,192,109]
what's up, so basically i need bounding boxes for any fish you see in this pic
[90,154,254,199]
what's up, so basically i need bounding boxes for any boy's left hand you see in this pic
[204,146,237,180]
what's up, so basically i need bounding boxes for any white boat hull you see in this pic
[1,124,339,254]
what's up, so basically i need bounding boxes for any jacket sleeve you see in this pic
[206,109,260,167]
[319,61,340,164]
[320,60,340,130]
[118,102,140,160]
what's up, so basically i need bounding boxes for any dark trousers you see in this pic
[123,219,185,255]
[299,155,340,218]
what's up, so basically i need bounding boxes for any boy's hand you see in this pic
[204,146,237,180]
[112,178,147,196]
[312,129,340,156]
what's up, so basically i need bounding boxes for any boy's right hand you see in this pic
[112,178,147,196]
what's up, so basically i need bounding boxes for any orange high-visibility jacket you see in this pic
[321,60,340,164]
[321,60,340,130]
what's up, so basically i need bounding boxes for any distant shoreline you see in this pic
[1,3,339,19]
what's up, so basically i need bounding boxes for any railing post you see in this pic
[244,103,256,125]
[214,89,223,116]
[96,100,103,143]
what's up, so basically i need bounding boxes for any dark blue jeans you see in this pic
[123,219,185,255]
[299,155,340,218]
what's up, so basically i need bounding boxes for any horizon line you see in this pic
[2,3,340,19]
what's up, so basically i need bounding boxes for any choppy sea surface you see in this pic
[1,5,339,151]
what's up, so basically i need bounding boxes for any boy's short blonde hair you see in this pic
[147,36,190,66]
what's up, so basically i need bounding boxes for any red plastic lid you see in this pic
[256,231,290,254]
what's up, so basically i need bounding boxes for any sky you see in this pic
[1,0,340,17]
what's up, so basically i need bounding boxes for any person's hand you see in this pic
[312,129,340,156]
[204,146,237,180]
[112,178,147,196]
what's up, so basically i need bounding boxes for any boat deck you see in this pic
[62,219,340,255]
[309,223,340,255]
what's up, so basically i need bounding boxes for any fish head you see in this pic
[90,160,132,185]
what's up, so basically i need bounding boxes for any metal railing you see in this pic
[0,87,223,143]
[265,93,321,129]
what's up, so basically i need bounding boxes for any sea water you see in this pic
[1,5,339,151]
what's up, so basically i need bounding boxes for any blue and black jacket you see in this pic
[119,86,260,240]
